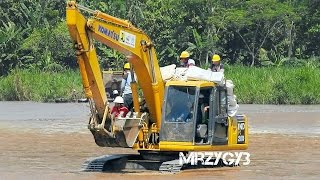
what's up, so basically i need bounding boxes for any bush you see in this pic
[226,65,320,104]
[0,69,83,102]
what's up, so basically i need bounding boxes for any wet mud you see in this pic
[0,102,319,179]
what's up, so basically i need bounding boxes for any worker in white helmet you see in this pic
[110,96,129,118]
[111,89,119,99]
[113,90,119,96]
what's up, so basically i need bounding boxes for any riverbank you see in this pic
[0,69,83,102]
[1,66,320,104]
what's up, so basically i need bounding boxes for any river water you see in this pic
[0,102,319,179]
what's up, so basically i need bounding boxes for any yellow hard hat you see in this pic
[180,51,190,58]
[124,63,130,69]
[212,54,221,62]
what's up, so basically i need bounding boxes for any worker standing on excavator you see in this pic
[121,63,134,110]
[179,51,195,68]
[210,54,224,72]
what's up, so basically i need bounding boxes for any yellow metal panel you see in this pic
[131,82,140,113]
[159,141,247,151]
[66,4,107,117]
[228,115,249,147]
[158,116,249,152]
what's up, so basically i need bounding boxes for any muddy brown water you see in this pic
[0,102,319,179]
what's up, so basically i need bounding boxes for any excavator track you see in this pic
[82,154,128,172]
[82,154,163,172]
[81,153,237,173]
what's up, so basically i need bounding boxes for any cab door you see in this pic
[159,86,196,143]
[210,86,228,145]
[194,87,213,144]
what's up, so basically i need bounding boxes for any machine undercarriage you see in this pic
[81,152,237,173]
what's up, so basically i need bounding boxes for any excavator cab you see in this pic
[159,81,247,151]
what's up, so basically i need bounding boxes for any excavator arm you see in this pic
[66,1,164,130]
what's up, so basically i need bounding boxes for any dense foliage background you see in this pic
[1,0,319,74]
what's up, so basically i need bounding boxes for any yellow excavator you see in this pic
[66,1,248,172]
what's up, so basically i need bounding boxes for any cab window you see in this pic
[164,86,196,122]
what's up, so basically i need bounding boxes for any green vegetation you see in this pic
[1,66,319,104]
[0,69,83,102]
[226,65,320,104]
[0,0,319,103]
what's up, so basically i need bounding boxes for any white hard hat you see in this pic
[113,90,119,95]
[199,94,204,98]
[188,59,195,65]
[114,96,124,103]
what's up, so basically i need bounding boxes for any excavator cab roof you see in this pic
[165,80,216,88]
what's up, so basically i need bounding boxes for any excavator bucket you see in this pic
[90,113,147,148]
[113,115,145,147]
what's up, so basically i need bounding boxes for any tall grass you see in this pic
[226,66,320,104]
[0,69,83,102]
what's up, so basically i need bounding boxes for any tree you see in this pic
[223,0,297,66]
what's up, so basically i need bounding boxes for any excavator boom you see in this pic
[66,1,164,128]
